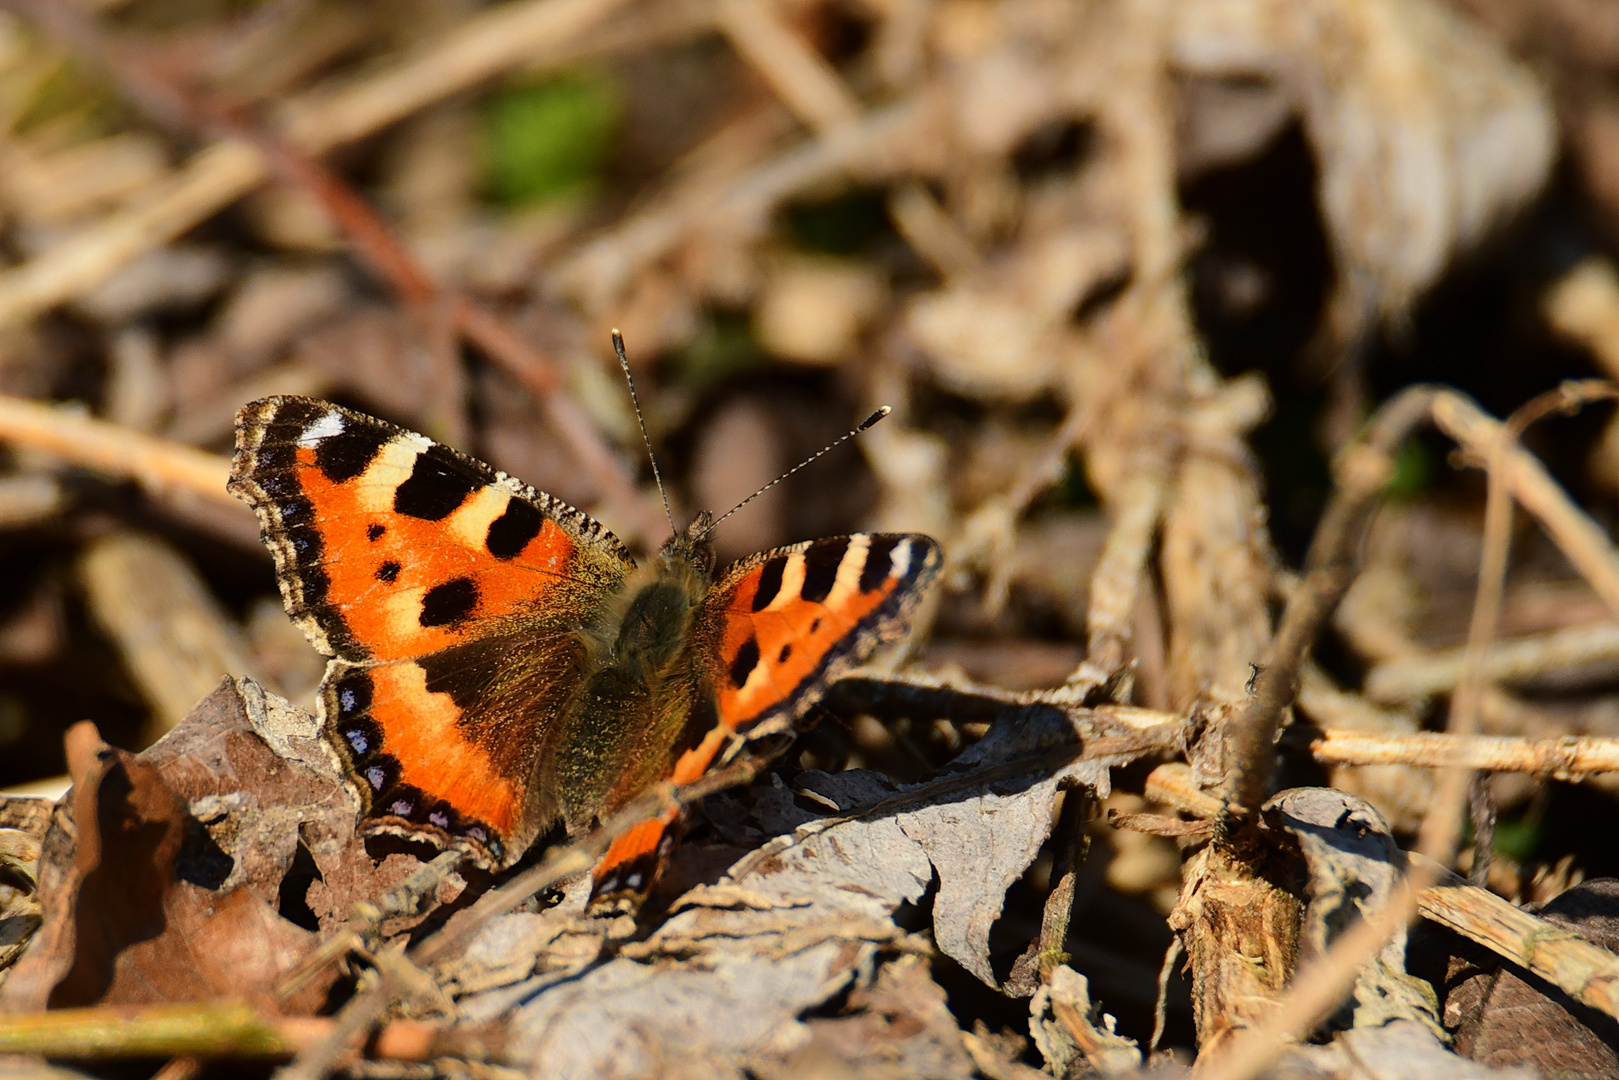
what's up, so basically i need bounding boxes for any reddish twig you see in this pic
[7,0,667,547]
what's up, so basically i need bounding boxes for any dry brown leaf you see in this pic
[0,715,331,1014]
[439,696,1147,1076]
[1443,878,1619,1075]
[1267,787,1443,1037]
[1171,0,1556,343]
[0,678,433,1016]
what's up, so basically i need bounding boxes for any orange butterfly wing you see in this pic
[231,396,635,865]
[698,534,941,736]
[592,534,940,892]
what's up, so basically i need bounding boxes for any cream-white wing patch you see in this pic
[350,434,434,515]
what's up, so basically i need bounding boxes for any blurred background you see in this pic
[0,0,1616,1047]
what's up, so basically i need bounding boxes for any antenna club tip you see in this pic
[858,405,892,431]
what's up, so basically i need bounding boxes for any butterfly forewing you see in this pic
[230,396,634,662]
[698,533,941,735]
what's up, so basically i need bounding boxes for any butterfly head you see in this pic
[657,510,718,579]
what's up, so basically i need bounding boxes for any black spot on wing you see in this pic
[729,636,760,689]
[420,577,479,627]
[376,560,401,583]
[800,537,849,604]
[752,556,787,611]
[778,643,792,663]
[313,425,390,483]
[486,499,543,559]
[394,445,484,521]
[367,523,385,541]
[860,536,900,593]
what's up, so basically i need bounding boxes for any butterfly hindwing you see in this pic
[697,533,942,735]
[323,632,592,865]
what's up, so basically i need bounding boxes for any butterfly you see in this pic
[229,394,940,893]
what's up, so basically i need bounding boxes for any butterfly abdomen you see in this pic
[554,556,711,831]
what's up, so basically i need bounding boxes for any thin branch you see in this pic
[1414,853,1619,1021]
[1433,386,1619,623]
[1219,384,1440,814]
[0,395,235,508]
[1308,729,1619,775]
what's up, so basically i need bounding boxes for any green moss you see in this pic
[786,188,892,255]
[1493,815,1541,863]
[676,313,768,387]
[483,71,621,206]
[1387,439,1434,499]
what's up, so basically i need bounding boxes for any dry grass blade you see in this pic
[0,395,234,508]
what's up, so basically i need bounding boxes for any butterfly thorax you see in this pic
[579,512,716,672]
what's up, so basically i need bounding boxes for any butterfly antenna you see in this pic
[613,329,676,537]
[702,406,891,541]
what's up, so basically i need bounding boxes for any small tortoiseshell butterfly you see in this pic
[229,393,940,893]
